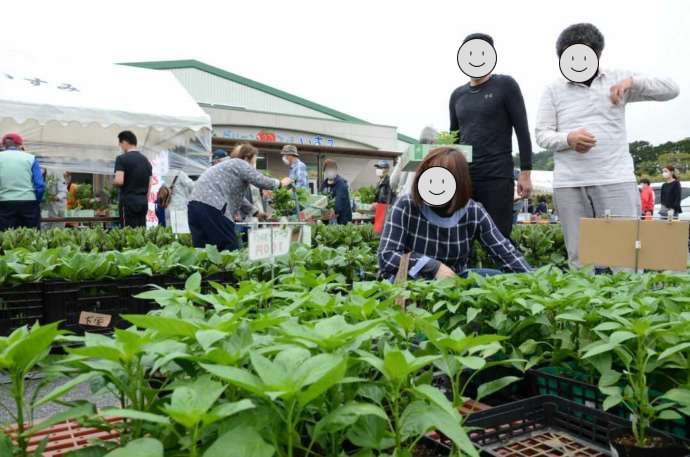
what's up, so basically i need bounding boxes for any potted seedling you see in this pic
[399,130,472,172]
[581,310,690,456]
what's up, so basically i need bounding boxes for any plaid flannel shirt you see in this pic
[289,159,309,189]
[377,195,530,279]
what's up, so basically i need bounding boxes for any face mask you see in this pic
[375,169,384,177]
[282,156,290,166]
[325,170,337,180]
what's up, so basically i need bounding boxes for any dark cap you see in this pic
[212,149,228,161]
[374,160,391,169]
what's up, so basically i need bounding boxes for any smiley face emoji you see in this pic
[559,44,599,83]
[416,167,457,206]
[456,38,497,79]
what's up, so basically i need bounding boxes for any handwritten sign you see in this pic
[79,311,112,328]
[248,227,292,261]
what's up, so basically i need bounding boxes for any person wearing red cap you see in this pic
[0,133,45,230]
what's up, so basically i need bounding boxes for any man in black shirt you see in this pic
[113,131,152,228]
[450,32,533,237]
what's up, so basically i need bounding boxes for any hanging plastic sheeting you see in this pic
[0,52,212,176]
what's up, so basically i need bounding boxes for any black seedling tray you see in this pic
[0,284,44,336]
[531,366,690,441]
[464,395,689,457]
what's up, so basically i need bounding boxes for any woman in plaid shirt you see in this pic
[378,147,530,280]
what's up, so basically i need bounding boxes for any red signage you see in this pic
[256,131,277,142]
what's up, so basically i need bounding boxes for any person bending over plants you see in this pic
[378,147,530,280]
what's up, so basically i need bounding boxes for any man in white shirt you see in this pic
[535,23,679,266]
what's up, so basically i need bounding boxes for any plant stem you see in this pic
[286,400,297,457]
[13,372,27,457]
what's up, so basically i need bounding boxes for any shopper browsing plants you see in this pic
[378,147,530,281]
[188,143,292,252]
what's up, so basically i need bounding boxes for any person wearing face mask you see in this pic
[281,145,309,190]
[374,161,394,204]
[377,147,530,281]
[320,159,352,225]
[660,165,682,218]
[188,143,292,251]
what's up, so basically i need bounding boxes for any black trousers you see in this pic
[472,178,514,239]
[188,201,239,252]
[0,201,41,230]
[120,203,147,228]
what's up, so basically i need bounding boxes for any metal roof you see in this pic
[121,59,417,145]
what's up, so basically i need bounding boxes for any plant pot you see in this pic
[608,426,688,457]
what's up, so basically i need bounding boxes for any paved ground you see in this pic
[0,373,118,426]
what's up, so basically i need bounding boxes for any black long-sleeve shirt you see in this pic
[661,180,682,214]
[449,74,532,181]
[321,175,352,224]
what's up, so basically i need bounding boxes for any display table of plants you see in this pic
[0,224,567,338]
[3,267,690,456]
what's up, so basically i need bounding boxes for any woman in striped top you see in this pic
[377,147,530,280]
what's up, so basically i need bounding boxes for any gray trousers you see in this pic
[554,182,640,266]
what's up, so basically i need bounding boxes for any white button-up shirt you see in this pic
[535,69,679,188]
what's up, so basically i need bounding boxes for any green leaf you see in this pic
[200,363,265,396]
[100,408,170,425]
[195,329,227,352]
[36,372,101,406]
[609,331,636,345]
[185,272,202,292]
[383,350,409,381]
[164,375,226,429]
[466,308,480,324]
[476,376,520,402]
[582,342,616,359]
[603,395,623,411]
[400,401,478,457]
[204,426,275,457]
[104,438,163,457]
[413,384,461,421]
[63,447,109,457]
[593,322,621,332]
[659,410,683,420]
[347,415,395,451]
[204,399,255,426]
[313,402,388,439]
[122,314,198,338]
[598,370,621,388]
[663,388,690,407]
[659,342,690,361]
[5,323,60,374]
[458,356,486,370]
[297,355,347,407]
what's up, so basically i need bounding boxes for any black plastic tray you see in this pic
[464,395,689,457]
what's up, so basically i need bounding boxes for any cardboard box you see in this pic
[579,218,689,272]
[400,144,473,172]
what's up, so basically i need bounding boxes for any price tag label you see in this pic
[248,227,293,261]
[79,311,112,328]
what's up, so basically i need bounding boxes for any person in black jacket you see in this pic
[660,165,682,216]
[320,160,352,225]
[450,32,533,238]
[374,160,395,204]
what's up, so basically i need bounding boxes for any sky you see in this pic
[2,0,689,149]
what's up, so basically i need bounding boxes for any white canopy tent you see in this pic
[0,53,212,176]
